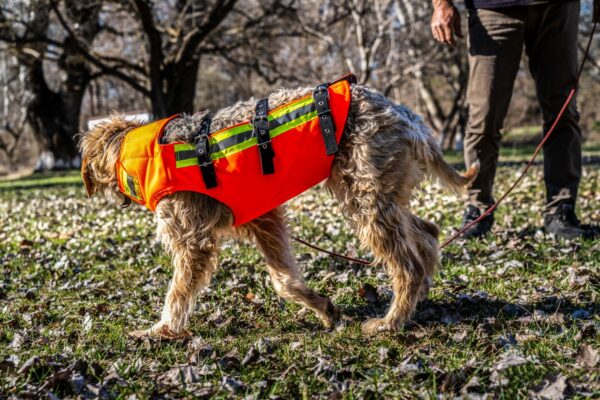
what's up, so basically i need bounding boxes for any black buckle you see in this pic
[315,84,329,93]
[254,115,270,143]
[192,114,217,189]
[313,84,338,155]
[254,98,275,175]
[253,114,268,122]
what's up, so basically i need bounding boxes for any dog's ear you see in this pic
[81,156,97,197]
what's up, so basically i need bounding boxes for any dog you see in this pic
[79,81,478,339]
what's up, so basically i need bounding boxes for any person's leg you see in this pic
[462,7,526,236]
[524,2,588,239]
[524,2,582,212]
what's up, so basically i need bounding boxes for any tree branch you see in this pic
[50,1,150,96]
[173,0,238,67]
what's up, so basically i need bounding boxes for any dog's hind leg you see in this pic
[329,171,431,334]
[129,193,223,340]
[410,215,439,304]
[357,202,429,334]
[241,207,339,328]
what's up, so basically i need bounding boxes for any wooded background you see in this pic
[1,0,599,176]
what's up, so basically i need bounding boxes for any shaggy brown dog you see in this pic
[80,83,478,339]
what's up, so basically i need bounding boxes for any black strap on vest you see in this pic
[193,114,217,189]
[313,84,338,155]
[254,97,275,174]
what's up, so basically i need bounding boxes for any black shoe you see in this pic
[544,202,589,240]
[460,205,494,239]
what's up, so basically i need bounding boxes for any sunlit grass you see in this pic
[0,148,598,397]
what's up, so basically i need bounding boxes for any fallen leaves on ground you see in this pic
[0,164,599,398]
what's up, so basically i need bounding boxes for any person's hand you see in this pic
[431,0,463,47]
[594,0,600,23]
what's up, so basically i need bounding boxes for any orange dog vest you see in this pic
[115,77,353,226]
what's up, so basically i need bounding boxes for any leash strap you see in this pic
[254,97,275,175]
[193,114,218,189]
[313,84,339,155]
[291,235,372,265]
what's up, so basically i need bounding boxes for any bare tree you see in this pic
[0,0,299,168]
[222,0,468,148]
[48,0,302,117]
[0,0,103,162]
[2,0,597,176]
[128,0,240,117]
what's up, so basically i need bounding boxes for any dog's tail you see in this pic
[420,135,479,193]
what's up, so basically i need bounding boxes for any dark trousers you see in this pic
[464,1,582,213]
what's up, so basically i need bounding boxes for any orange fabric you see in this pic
[116,79,352,226]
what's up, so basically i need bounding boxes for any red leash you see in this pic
[293,21,597,260]
[291,235,372,265]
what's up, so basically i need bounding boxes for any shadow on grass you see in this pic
[341,295,598,331]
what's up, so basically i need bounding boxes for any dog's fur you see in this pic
[80,84,478,338]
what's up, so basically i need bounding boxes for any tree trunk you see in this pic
[22,41,92,162]
[161,58,201,117]
[149,79,167,119]
[1,1,100,165]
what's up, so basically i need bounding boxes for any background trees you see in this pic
[0,0,598,176]
[0,1,103,171]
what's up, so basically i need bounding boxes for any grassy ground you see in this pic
[442,142,600,165]
[0,149,599,399]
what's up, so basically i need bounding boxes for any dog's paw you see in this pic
[361,318,391,335]
[417,277,433,303]
[321,299,340,329]
[128,322,191,341]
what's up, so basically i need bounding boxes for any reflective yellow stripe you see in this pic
[269,96,314,119]
[174,143,195,152]
[121,169,132,196]
[121,169,142,199]
[176,158,199,168]
[270,110,317,137]
[210,96,314,144]
[210,111,318,159]
[211,137,258,159]
[174,96,319,165]
[210,123,252,144]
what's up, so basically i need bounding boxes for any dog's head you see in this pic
[79,115,141,205]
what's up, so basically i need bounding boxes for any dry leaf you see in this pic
[358,283,379,304]
[575,344,598,368]
[529,374,568,400]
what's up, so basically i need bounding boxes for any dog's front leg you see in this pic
[129,195,220,340]
[129,242,218,340]
[242,207,339,328]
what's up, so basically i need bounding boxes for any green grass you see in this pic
[0,150,599,398]
[442,141,600,165]
[0,170,82,190]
